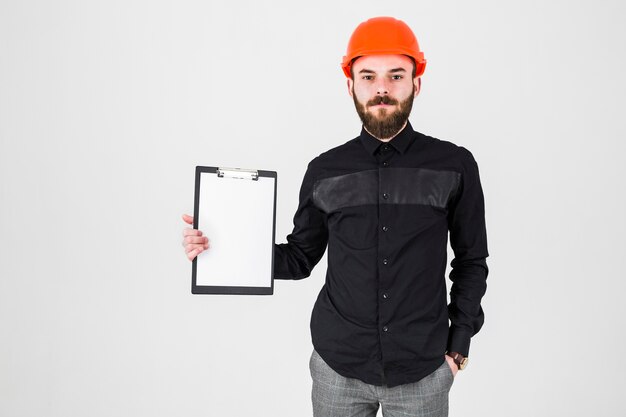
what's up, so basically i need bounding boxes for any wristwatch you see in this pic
[445,351,468,370]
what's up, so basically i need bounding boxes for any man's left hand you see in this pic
[444,354,459,378]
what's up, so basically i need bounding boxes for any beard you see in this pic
[352,87,414,139]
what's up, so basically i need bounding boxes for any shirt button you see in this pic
[383,161,389,167]
[382,226,388,232]
[382,326,389,332]
[382,145,389,152]
[382,193,389,199]
[382,258,388,265]
[382,293,388,299]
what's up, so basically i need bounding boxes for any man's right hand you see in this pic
[181,214,210,261]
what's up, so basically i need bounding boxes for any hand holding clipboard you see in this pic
[181,213,209,261]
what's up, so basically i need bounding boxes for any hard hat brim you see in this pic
[341,49,426,78]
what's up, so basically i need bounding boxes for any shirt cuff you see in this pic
[446,327,473,357]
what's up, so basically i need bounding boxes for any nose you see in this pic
[375,78,390,95]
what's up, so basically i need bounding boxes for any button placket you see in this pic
[378,164,393,343]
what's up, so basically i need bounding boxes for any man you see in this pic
[182,16,489,417]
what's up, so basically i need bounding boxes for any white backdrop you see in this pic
[1,0,624,416]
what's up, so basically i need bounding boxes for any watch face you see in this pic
[459,357,468,370]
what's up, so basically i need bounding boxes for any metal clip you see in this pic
[217,167,259,181]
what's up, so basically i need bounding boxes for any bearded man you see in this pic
[182,16,490,417]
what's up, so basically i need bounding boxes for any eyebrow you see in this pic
[358,67,407,74]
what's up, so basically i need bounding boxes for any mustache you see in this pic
[367,95,398,106]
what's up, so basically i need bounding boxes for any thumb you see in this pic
[182,213,194,225]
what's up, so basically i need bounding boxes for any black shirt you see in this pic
[274,120,489,388]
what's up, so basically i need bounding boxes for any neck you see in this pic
[365,120,408,142]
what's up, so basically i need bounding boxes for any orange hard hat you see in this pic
[341,16,426,79]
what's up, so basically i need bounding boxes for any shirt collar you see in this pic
[359,120,415,156]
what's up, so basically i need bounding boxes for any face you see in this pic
[347,54,421,140]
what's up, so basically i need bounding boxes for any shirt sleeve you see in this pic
[274,160,329,280]
[446,148,490,357]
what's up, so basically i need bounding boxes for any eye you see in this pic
[392,75,403,80]
[362,75,373,80]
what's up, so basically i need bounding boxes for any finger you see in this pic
[182,214,194,225]
[185,240,210,252]
[184,236,208,245]
[182,238,209,249]
[185,243,207,254]
[187,247,204,261]
[183,227,203,237]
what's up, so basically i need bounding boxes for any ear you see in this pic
[413,77,421,97]
[347,78,354,97]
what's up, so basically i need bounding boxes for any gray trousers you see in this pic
[310,349,454,417]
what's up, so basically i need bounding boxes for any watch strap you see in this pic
[445,351,468,370]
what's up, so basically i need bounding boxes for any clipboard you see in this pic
[192,166,277,295]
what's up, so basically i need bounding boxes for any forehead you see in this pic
[352,54,413,73]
